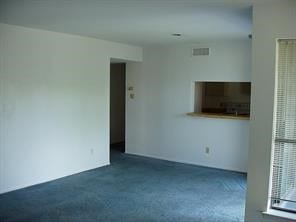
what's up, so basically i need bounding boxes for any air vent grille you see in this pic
[192,48,210,56]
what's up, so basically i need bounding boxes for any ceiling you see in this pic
[0,0,253,46]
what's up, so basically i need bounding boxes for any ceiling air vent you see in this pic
[192,48,210,56]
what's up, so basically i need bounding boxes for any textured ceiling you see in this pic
[0,0,253,46]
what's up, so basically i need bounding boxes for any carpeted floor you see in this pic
[0,150,247,222]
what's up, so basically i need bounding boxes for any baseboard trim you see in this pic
[125,151,247,174]
[0,162,110,195]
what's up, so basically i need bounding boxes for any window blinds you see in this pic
[271,39,296,213]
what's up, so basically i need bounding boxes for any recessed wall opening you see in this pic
[192,81,251,119]
[110,62,126,153]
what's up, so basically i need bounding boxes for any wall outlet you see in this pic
[205,147,210,154]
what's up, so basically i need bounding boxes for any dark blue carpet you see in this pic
[0,150,246,222]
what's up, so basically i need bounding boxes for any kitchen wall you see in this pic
[126,40,251,172]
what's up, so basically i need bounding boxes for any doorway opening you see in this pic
[110,63,126,154]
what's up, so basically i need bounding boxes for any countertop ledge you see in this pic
[187,112,250,120]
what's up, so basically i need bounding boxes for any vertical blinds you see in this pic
[271,39,296,213]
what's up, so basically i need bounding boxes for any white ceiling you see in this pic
[0,0,253,46]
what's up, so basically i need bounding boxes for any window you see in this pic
[270,39,296,213]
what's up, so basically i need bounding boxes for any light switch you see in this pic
[130,93,135,99]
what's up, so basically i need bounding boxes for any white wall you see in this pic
[110,63,125,144]
[126,40,251,172]
[245,1,296,222]
[0,23,142,194]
